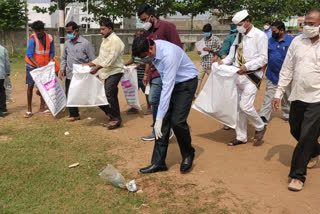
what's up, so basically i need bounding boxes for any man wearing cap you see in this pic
[218,10,268,146]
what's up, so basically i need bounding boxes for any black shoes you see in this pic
[180,152,195,173]
[140,164,168,173]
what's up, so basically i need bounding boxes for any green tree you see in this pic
[173,0,206,30]
[0,0,28,55]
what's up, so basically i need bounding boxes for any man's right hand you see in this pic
[58,70,65,80]
[197,51,201,55]
[272,98,281,112]
[218,61,224,65]
[143,74,149,86]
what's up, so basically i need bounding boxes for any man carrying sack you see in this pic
[217,10,268,146]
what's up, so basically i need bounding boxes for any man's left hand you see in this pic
[90,66,100,74]
[237,65,247,75]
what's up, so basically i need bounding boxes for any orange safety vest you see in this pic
[25,33,60,72]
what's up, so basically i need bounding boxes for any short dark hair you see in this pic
[240,15,251,23]
[66,21,79,31]
[202,24,212,32]
[271,21,286,31]
[132,36,155,57]
[264,20,271,25]
[99,18,114,30]
[138,4,156,17]
[306,8,320,16]
[31,21,45,31]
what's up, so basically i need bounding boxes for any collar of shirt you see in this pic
[270,33,293,45]
[69,35,84,44]
[154,42,164,61]
[245,25,256,38]
[205,35,214,41]
[152,19,162,31]
[102,32,115,42]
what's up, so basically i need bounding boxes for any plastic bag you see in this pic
[192,62,239,128]
[30,62,66,117]
[121,66,142,110]
[99,164,137,192]
[66,64,109,107]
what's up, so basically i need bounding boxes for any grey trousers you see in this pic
[259,79,291,121]
[4,75,12,100]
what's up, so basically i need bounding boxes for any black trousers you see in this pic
[289,100,320,182]
[65,79,79,117]
[151,77,197,165]
[99,73,123,122]
[0,79,6,113]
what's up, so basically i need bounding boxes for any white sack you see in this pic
[66,64,109,107]
[30,62,66,117]
[121,66,141,110]
[192,63,239,128]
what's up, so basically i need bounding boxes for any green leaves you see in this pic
[0,0,28,30]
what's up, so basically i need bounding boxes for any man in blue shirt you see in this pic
[24,21,55,118]
[263,21,272,39]
[132,37,198,174]
[259,21,294,124]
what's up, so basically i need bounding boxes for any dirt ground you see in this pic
[4,60,320,214]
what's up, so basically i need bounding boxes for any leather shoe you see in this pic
[140,164,168,173]
[180,153,194,173]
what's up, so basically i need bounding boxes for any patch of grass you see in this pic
[0,120,151,214]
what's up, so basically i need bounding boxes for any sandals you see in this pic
[252,126,267,146]
[24,112,33,118]
[39,110,50,115]
[228,139,246,146]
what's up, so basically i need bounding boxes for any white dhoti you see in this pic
[236,75,265,142]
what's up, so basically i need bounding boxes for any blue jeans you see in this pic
[149,77,162,126]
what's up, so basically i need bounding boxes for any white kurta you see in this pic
[222,26,268,142]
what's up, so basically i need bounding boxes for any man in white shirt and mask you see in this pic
[272,9,320,192]
[218,10,268,146]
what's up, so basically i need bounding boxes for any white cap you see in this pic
[232,10,249,24]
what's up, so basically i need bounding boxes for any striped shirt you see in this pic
[133,56,145,81]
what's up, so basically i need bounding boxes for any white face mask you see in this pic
[141,16,152,31]
[142,22,152,31]
[237,25,247,34]
[303,25,320,38]
[264,25,270,30]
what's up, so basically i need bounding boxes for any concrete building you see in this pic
[27,0,59,28]
[27,0,123,29]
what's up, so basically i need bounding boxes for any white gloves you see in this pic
[154,118,163,140]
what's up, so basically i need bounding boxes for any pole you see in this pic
[58,0,65,58]
[86,0,89,33]
[25,0,29,47]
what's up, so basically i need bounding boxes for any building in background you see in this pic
[27,0,59,28]
[27,0,123,29]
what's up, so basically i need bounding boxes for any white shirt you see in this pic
[275,34,320,103]
[222,26,268,78]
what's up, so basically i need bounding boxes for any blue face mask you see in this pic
[204,32,211,38]
[67,33,76,40]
